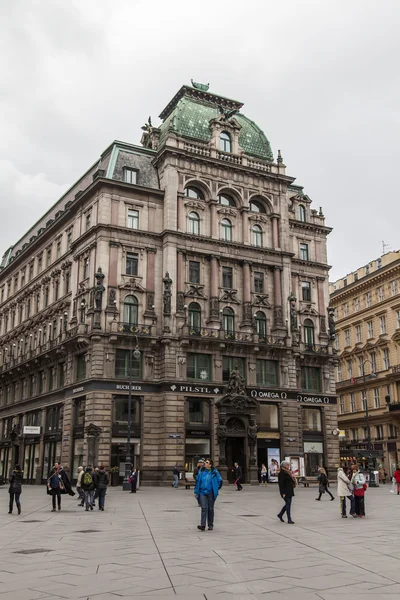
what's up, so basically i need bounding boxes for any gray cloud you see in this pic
[1,0,399,279]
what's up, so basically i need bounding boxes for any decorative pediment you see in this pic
[219,289,240,303]
[184,200,205,211]
[248,213,268,223]
[299,305,318,316]
[217,207,237,217]
[252,294,271,307]
[118,278,145,292]
[185,284,206,298]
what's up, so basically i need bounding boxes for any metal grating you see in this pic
[163,510,181,513]
[14,548,52,555]
[20,520,43,523]
[75,529,100,534]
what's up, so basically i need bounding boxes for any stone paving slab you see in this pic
[1,483,400,599]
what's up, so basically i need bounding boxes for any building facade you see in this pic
[330,251,400,476]
[0,83,339,485]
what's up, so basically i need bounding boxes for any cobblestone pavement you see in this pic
[1,482,400,599]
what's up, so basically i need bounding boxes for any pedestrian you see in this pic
[260,463,267,486]
[47,466,62,512]
[172,464,180,488]
[351,465,367,517]
[316,467,335,501]
[233,462,243,491]
[55,464,75,498]
[193,459,204,481]
[130,468,138,493]
[93,465,109,511]
[76,466,84,506]
[337,467,356,518]
[8,464,23,515]
[92,467,99,506]
[379,467,386,484]
[194,458,223,531]
[393,465,400,494]
[81,466,95,511]
[277,460,296,524]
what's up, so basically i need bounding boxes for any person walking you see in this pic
[81,467,95,511]
[277,461,296,524]
[379,467,386,484]
[260,463,267,486]
[194,458,223,531]
[172,464,180,488]
[8,464,23,515]
[393,465,400,494]
[337,467,356,518]
[130,468,138,493]
[47,466,62,512]
[76,466,84,506]
[316,467,335,501]
[93,465,109,511]
[233,462,243,491]
[351,465,367,517]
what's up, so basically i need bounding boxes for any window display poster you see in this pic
[285,456,305,478]
[267,448,280,482]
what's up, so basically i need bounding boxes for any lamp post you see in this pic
[122,335,141,491]
[361,359,378,487]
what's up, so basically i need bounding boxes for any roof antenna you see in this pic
[382,240,390,254]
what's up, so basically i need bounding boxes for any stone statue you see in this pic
[216,424,227,442]
[163,272,172,316]
[94,267,105,310]
[247,423,258,446]
[288,292,298,330]
[328,306,336,339]
[217,104,238,120]
[141,116,153,131]
[227,365,246,396]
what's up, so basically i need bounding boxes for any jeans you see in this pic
[199,493,215,527]
[278,496,293,522]
[97,488,106,509]
[52,489,61,510]
[77,487,84,502]
[84,490,94,509]
[173,474,179,488]
[340,495,355,516]
[9,492,21,512]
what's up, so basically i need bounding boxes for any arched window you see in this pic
[218,194,236,207]
[223,307,235,337]
[249,200,266,213]
[220,131,231,152]
[188,302,201,334]
[303,319,315,349]
[221,218,232,241]
[252,224,263,247]
[123,295,138,325]
[184,186,204,200]
[255,311,267,340]
[188,211,200,235]
[299,204,306,222]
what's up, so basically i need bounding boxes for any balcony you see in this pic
[391,365,400,374]
[186,328,285,346]
[117,323,152,336]
[301,343,329,355]
[389,402,400,413]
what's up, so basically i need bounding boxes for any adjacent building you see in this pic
[330,251,400,475]
[0,82,339,485]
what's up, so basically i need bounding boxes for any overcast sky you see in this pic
[1,0,399,280]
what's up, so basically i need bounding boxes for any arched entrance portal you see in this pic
[225,418,246,483]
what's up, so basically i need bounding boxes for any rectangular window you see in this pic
[83,258,89,280]
[256,359,279,386]
[337,363,342,382]
[29,263,34,281]
[44,287,49,307]
[380,316,386,334]
[354,297,359,312]
[59,364,65,388]
[254,272,264,293]
[343,303,349,317]
[115,349,142,379]
[54,281,59,301]
[21,269,26,288]
[356,325,362,343]
[301,281,311,302]
[259,404,279,428]
[345,329,350,346]
[367,321,373,338]
[85,212,91,231]
[38,372,44,394]
[362,392,367,411]
[187,353,211,381]
[301,366,321,392]
[48,369,54,392]
[189,261,200,284]
[76,355,86,381]
[383,348,390,370]
[350,393,356,412]
[370,352,377,373]
[299,243,309,261]
[222,357,246,382]
[126,252,138,276]
[14,276,18,292]
[389,423,397,438]
[127,209,139,229]
[358,356,363,376]
[376,424,384,440]
[340,395,344,414]
[365,292,371,307]
[124,168,138,184]
[222,266,233,289]
[67,229,73,249]
[302,408,322,431]
[56,239,61,259]
[113,397,140,424]
[75,399,86,426]
[392,281,397,296]
[378,286,384,302]
[374,388,380,408]
[347,360,353,378]
[65,271,70,294]
[38,254,43,273]
[397,310,400,329]
[185,398,210,425]
[46,247,52,266]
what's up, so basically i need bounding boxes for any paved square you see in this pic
[1,483,400,599]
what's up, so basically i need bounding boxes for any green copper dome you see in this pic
[158,86,273,162]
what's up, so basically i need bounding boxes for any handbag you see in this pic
[318,484,326,494]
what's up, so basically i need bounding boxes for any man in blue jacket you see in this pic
[194,458,223,531]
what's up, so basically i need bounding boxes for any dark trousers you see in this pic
[278,496,293,521]
[9,492,21,512]
[340,495,355,516]
[199,493,215,527]
[51,489,61,510]
[354,495,365,516]
[97,488,106,509]
[317,486,334,500]
[130,480,137,493]
[235,477,243,491]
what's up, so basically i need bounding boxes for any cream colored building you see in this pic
[0,83,339,485]
[330,251,400,475]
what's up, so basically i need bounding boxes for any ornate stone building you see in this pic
[0,83,338,485]
[330,251,400,476]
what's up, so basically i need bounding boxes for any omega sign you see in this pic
[250,390,288,400]
[297,394,332,405]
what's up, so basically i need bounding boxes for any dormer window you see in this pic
[220,131,231,153]
[184,187,204,200]
[123,168,138,184]
[218,194,235,207]
[298,204,306,222]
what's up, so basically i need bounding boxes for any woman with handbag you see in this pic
[316,467,335,501]
[351,465,367,517]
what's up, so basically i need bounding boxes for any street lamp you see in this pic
[361,359,378,487]
[122,335,141,491]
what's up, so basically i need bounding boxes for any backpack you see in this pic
[83,472,93,486]
[50,474,60,489]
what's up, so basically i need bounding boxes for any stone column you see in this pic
[271,214,280,249]
[272,266,284,330]
[241,261,252,326]
[145,248,157,314]
[210,201,218,238]
[208,256,220,325]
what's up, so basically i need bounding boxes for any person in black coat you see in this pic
[233,462,243,491]
[55,463,75,497]
[277,461,296,524]
[93,466,109,511]
[8,464,23,514]
[130,468,138,493]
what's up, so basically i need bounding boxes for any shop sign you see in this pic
[187,430,209,437]
[72,386,85,394]
[168,434,181,439]
[304,441,324,453]
[250,389,288,400]
[115,384,143,391]
[297,394,334,405]
[23,426,41,435]
[170,384,221,395]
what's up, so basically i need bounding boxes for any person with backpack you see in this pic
[194,458,223,531]
[8,464,23,515]
[93,466,109,511]
[81,467,95,510]
[172,464,180,488]
[233,462,243,491]
[351,465,367,517]
[47,466,62,512]
[315,467,335,501]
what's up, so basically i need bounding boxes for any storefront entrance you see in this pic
[226,437,246,483]
[24,442,40,483]
[42,439,62,481]
[0,445,12,480]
